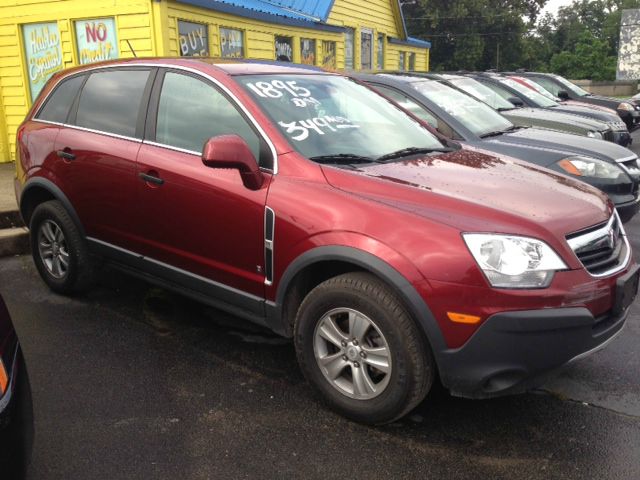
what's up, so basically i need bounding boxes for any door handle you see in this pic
[56,150,76,160]
[139,172,164,185]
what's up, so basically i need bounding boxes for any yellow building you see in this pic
[0,0,430,163]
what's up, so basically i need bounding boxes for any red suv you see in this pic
[14,59,639,424]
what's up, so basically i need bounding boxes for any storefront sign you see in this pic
[301,38,316,65]
[275,36,293,62]
[22,22,63,102]
[178,20,208,56]
[220,27,243,58]
[322,41,336,68]
[75,18,118,65]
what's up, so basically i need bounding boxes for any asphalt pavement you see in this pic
[1,134,640,479]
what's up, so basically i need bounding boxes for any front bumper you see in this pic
[610,130,632,146]
[438,304,629,399]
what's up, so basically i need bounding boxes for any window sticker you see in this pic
[220,27,243,58]
[22,22,63,102]
[178,20,209,56]
[322,41,337,69]
[75,18,118,65]
[275,36,293,62]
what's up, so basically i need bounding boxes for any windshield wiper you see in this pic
[479,130,505,138]
[309,153,379,165]
[376,146,454,162]
[497,107,515,112]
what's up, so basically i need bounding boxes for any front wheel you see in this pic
[294,272,434,424]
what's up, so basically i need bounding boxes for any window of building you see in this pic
[377,34,385,70]
[399,52,406,71]
[178,20,209,56]
[156,72,261,159]
[344,29,355,69]
[301,38,316,65]
[361,29,373,70]
[74,18,118,65]
[322,41,337,68]
[220,27,244,58]
[37,75,85,123]
[408,52,416,71]
[75,69,150,138]
[275,36,293,62]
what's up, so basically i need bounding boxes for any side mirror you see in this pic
[202,135,264,190]
[507,96,524,107]
[557,90,570,100]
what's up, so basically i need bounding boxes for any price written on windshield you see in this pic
[279,115,359,141]
[246,80,311,98]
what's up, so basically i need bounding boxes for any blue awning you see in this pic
[388,36,431,49]
[175,0,345,31]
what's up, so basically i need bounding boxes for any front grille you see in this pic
[608,121,628,132]
[567,213,629,276]
[603,130,615,142]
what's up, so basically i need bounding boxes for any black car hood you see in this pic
[551,105,621,124]
[484,128,636,165]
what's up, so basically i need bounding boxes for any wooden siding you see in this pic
[164,2,343,64]
[0,0,429,163]
[0,0,155,162]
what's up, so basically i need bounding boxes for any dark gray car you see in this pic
[352,73,640,222]
[423,73,628,146]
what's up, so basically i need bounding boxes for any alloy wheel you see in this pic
[37,219,69,279]
[313,308,392,400]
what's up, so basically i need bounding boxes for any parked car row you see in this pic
[14,59,639,425]
[354,72,640,223]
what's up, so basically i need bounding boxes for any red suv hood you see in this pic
[321,149,612,237]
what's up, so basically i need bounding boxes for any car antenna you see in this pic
[126,39,137,58]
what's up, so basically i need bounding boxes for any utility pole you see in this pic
[496,41,500,71]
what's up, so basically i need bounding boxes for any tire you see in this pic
[29,200,96,294]
[294,272,434,425]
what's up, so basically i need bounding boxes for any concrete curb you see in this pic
[0,225,29,257]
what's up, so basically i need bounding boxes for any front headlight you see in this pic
[586,130,603,139]
[463,234,567,288]
[556,156,625,179]
[618,102,635,111]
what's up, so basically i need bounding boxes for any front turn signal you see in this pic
[447,312,482,325]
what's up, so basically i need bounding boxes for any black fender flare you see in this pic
[20,177,85,237]
[266,245,447,358]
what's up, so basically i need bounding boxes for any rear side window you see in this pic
[75,69,150,138]
[37,75,85,123]
[155,71,261,159]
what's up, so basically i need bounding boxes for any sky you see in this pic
[540,0,573,17]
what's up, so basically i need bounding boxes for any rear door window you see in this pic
[36,75,85,124]
[154,71,262,161]
[74,69,150,138]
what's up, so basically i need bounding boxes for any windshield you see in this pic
[237,74,443,160]
[498,77,558,107]
[552,75,590,97]
[511,77,558,101]
[410,80,513,137]
[446,77,514,110]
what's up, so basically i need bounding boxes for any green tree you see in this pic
[549,31,617,80]
[403,0,547,71]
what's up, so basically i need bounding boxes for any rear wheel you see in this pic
[294,272,434,424]
[29,200,96,294]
